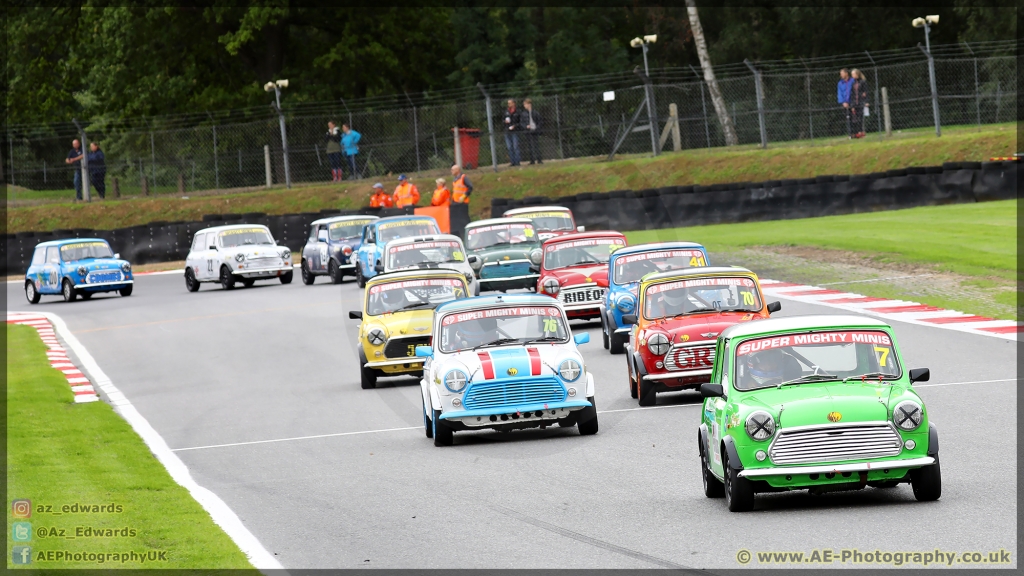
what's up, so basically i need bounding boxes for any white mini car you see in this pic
[184,224,293,291]
[416,294,598,446]
[378,234,479,296]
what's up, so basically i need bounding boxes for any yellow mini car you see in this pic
[349,269,471,389]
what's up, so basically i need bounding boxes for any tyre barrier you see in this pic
[490,162,1018,232]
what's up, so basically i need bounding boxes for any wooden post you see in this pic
[112,176,120,198]
[659,103,682,152]
[177,172,185,194]
[141,174,149,196]
[881,87,892,137]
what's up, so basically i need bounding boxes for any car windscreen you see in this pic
[438,305,568,353]
[377,220,440,243]
[734,330,901,390]
[387,241,464,270]
[643,276,761,319]
[366,278,468,316]
[515,211,574,232]
[219,228,274,247]
[465,223,537,250]
[330,219,375,241]
[613,249,707,284]
[543,237,625,270]
[60,241,114,261]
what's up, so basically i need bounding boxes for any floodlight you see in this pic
[264,82,275,92]
[643,34,657,43]
[925,15,939,24]
[276,79,289,88]
[630,37,642,48]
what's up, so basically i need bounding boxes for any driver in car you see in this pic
[453,317,500,349]
[647,288,693,318]
[739,349,802,388]
[620,258,660,282]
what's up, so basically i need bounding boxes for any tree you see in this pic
[685,0,738,146]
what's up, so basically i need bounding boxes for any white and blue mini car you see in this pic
[416,294,598,446]
[24,238,134,303]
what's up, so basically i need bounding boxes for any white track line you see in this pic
[6,311,282,571]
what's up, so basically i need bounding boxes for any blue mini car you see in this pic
[600,242,709,354]
[24,238,134,303]
[354,215,441,287]
[300,215,379,285]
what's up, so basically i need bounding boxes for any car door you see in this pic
[709,340,731,479]
[41,246,62,293]
[316,225,330,271]
[360,226,377,274]
[200,233,220,280]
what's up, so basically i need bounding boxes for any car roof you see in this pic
[722,314,892,340]
[640,266,755,284]
[33,237,112,247]
[465,217,533,229]
[195,223,271,234]
[384,234,464,248]
[503,206,571,215]
[371,214,438,227]
[310,214,379,226]
[364,268,467,287]
[435,293,561,314]
[541,230,625,245]
[611,241,706,257]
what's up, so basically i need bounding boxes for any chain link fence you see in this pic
[4,41,1017,201]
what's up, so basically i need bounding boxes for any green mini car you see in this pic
[464,217,543,292]
[697,315,940,512]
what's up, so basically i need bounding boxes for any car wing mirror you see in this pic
[576,225,585,232]
[573,332,590,345]
[415,345,433,357]
[767,301,781,314]
[317,231,328,242]
[348,311,362,320]
[374,262,384,273]
[467,255,479,264]
[621,314,638,325]
[114,253,120,259]
[700,383,724,398]
[908,368,930,384]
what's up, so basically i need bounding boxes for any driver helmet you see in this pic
[660,287,689,311]
[455,317,497,347]
[376,288,408,311]
[746,349,785,386]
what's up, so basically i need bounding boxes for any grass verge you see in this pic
[7,122,1016,234]
[625,200,1018,321]
[6,324,255,569]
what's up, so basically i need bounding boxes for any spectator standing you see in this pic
[342,124,361,178]
[369,183,392,208]
[65,139,84,200]
[431,177,451,207]
[523,98,543,164]
[850,69,869,139]
[393,174,420,208]
[325,121,343,182]
[836,68,855,139]
[502,99,522,166]
[87,142,106,199]
[450,164,473,204]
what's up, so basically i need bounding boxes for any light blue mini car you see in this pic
[24,238,134,303]
[354,215,441,287]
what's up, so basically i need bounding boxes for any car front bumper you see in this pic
[74,279,134,289]
[738,456,936,479]
[439,399,592,423]
[232,265,293,278]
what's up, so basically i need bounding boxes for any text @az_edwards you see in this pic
[736,548,1013,567]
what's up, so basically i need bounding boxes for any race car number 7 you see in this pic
[874,346,890,367]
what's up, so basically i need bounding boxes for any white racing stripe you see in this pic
[7,311,282,571]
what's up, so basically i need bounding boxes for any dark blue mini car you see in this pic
[600,242,709,354]
[300,215,379,285]
[354,215,441,287]
[24,238,134,303]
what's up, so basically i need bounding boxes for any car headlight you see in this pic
[892,400,923,431]
[543,278,560,295]
[444,369,468,393]
[342,245,353,256]
[529,249,542,265]
[77,266,88,276]
[615,293,636,313]
[235,253,245,262]
[121,262,131,274]
[558,359,582,382]
[281,249,291,259]
[745,411,776,441]
[366,327,387,346]
[647,332,671,356]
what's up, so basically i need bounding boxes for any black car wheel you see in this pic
[638,376,656,406]
[609,332,625,355]
[600,314,610,350]
[79,291,93,300]
[119,285,133,296]
[185,268,200,292]
[280,270,293,284]
[25,281,40,304]
[724,452,755,512]
[576,396,599,436]
[432,409,454,446]
[355,264,366,288]
[701,435,725,498]
[62,279,78,302]
[220,266,235,290]
[422,396,433,439]
[301,260,315,285]
[910,454,941,501]
[329,259,343,284]
[241,278,256,288]
[358,348,376,389]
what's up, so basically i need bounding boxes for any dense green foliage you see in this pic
[5,3,1015,124]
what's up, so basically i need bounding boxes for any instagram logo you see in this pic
[12,499,31,518]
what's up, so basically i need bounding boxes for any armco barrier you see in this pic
[490,162,1018,231]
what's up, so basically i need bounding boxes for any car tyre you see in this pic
[638,376,656,406]
[600,314,610,349]
[79,291,93,300]
[62,279,78,302]
[724,451,755,512]
[25,281,41,304]
[358,348,377,389]
[609,332,625,355]
[422,396,433,439]
[219,266,235,290]
[301,260,315,285]
[432,409,454,446]
[241,278,256,288]
[119,285,133,296]
[700,435,725,498]
[185,268,200,292]
[329,259,343,284]
[280,271,293,284]
[576,396,599,435]
[910,454,941,501]
[355,263,366,288]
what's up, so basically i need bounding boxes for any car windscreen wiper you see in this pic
[473,337,520,350]
[395,301,435,312]
[719,306,757,313]
[570,258,602,266]
[778,373,838,388]
[520,336,565,345]
[843,372,894,383]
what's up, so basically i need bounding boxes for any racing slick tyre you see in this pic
[638,376,656,407]
[241,278,256,288]
[355,264,366,288]
[422,396,433,438]
[120,284,133,296]
[79,291,93,300]
[219,266,236,290]
[185,268,200,292]
[910,454,941,502]
[609,332,625,355]
[358,349,377,389]
[329,260,343,284]
[62,279,78,302]
[600,315,610,349]
[576,396,599,436]
[724,451,755,512]
[280,271,294,284]
[700,436,725,498]
[432,409,454,446]
[301,260,315,285]
[25,281,40,304]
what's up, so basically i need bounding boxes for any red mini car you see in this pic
[537,231,627,321]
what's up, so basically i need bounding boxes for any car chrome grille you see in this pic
[663,343,716,371]
[463,378,566,410]
[769,423,903,465]
[559,286,605,306]
[480,260,531,279]
[383,336,431,359]
[86,270,122,284]
[246,257,283,268]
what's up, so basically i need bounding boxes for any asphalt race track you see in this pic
[7,272,1018,569]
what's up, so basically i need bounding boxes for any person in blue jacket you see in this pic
[87,142,106,198]
[341,124,361,178]
[837,68,855,138]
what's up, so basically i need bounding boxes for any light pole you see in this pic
[630,34,659,156]
[913,15,941,137]
[264,79,292,187]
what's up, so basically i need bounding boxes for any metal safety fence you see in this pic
[3,41,1017,201]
